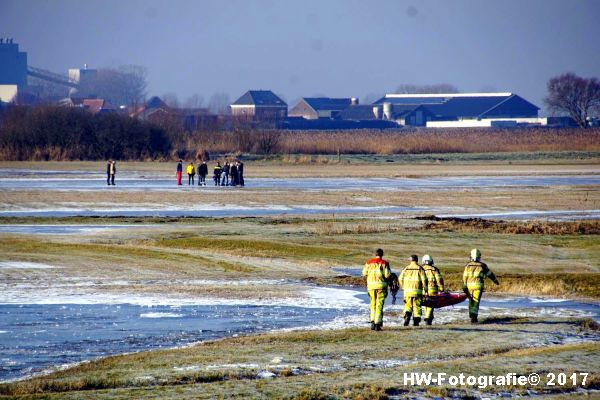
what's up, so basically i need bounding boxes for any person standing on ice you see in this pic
[362,248,391,331]
[237,160,244,187]
[186,161,195,185]
[399,255,428,326]
[421,254,444,325]
[229,162,238,186]
[106,160,116,186]
[213,162,223,185]
[176,159,183,185]
[463,248,499,323]
[198,160,208,186]
[221,161,230,186]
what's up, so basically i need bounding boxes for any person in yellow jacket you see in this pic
[186,162,196,185]
[399,255,428,326]
[422,254,444,326]
[463,248,499,323]
[362,248,391,331]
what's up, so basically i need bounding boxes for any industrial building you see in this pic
[0,38,27,103]
[369,93,540,127]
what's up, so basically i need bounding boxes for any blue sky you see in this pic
[2,0,599,112]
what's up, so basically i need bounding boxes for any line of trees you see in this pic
[0,106,170,160]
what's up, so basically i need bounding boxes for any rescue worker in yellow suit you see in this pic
[399,255,428,326]
[422,254,444,326]
[362,249,391,331]
[463,248,499,323]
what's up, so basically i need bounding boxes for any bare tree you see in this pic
[184,93,204,108]
[253,129,281,154]
[208,92,231,115]
[161,92,180,108]
[395,83,459,94]
[79,65,148,107]
[545,73,600,128]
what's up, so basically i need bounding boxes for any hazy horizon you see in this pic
[2,0,599,113]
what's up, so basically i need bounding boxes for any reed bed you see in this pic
[279,127,600,154]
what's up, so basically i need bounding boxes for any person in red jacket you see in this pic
[176,159,183,185]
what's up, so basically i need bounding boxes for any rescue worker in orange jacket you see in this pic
[399,255,428,326]
[422,254,444,326]
[362,249,391,331]
[463,248,499,323]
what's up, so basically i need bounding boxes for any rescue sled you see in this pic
[422,291,468,309]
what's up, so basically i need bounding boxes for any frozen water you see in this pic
[0,302,355,382]
[0,225,158,235]
[139,312,184,319]
[0,288,597,382]
[0,171,598,192]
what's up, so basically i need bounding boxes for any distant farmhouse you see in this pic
[230,90,287,124]
[289,97,358,119]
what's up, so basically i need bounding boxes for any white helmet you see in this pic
[471,248,481,261]
[422,254,433,265]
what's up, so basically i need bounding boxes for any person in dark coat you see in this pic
[221,162,230,186]
[198,161,208,186]
[106,160,116,186]
[213,162,223,186]
[237,161,244,187]
[229,162,238,186]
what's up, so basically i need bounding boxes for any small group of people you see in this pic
[362,248,499,331]
[177,160,245,187]
[106,160,116,185]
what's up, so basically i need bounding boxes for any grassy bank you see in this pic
[1,317,598,399]
[1,216,599,298]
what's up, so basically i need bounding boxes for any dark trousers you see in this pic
[188,174,194,185]
[199,174,206,185]
[107,173,115,185]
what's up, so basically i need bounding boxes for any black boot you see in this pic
[375,323,382,331]
[425,318,432,326]
[470,314,478,324]
[403,312,412,326]
[413,317,421,327]
[370,322,376,330]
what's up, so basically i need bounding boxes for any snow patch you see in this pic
[173,365,201,372]
[204,363,259,370]
[0,261,58,269]
[256,370,276,379]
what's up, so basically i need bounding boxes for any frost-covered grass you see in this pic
[1,213,599,298]
[1,317,598,398]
